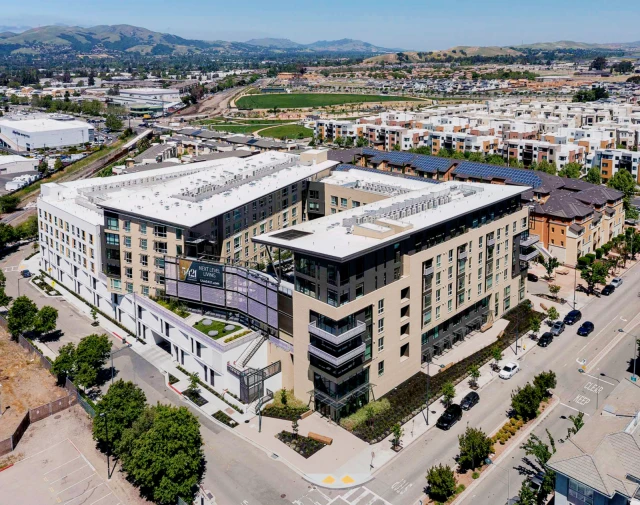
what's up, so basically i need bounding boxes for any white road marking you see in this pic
[391,479,413,495]
[584,382,604,394]
[560,402,590,415]
[574,395,591,406]
[57,474,94,494]
[48,464,89,484]
[88,493,113,505]
[63,483,105,504]
[43,456,81,476]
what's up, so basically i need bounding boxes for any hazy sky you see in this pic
[3,0,639,50]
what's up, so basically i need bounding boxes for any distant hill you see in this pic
[0,24,398,57]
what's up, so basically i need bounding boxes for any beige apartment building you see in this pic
[257,182,530,421]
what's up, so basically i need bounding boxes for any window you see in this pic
[568,479,594,505]
[447,299,452,312]
[154,257,165,269]
[340,198,348,208]
[140,222,147,234]
[154,225,167,238]
[436,254,441,268]
[106,216,119,231]
[331,196,338,206]
[378,318,384,334]
[140,238,148,250]
[123,221,131,232]
[400,343,409,360]
[378,361,384,377]
[124,251,132,263]
[110,279,121,290]
[448,266,453,279]
[436,271,441,285]
[478,283,482,295]
[356,283,364,299]
[327,289,338,307]
[140,255,148,266]
[436,289,441,302]
[448,249,453,263]
[352,201,360,208]
[176,228,183,240]
[378,299,384,315]
[309,190,319,199]
[125,267,132,279]
[436,306,440,319]
[105,233,119,246]
[478,251,483,264]
[126,282,133,293]
[448,283,453,296]
[141,286,149,296]
[124,236,131,248]
[154,242,167,254]
[378,337,384,352]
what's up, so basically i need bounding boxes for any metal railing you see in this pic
[308,320,366,346]
[308,343,366,367]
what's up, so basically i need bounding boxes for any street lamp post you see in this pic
[99,411,110,479]
[617,329,638,381]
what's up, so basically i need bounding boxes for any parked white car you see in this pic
[611,277,623,288]
[499,362,520,379]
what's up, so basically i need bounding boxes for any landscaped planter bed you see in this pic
[183,389,208,407]
[276,431,326,458]
[213,410,238,428]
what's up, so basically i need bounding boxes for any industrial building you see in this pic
[0,155,38,174]
[0,114,94,151]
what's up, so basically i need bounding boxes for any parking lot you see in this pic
[0,439,122,505]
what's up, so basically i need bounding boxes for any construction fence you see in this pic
[0,325,90,457]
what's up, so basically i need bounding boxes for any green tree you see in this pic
[74,334,112,389]
[585,166,602,185]
[518,480,537,505]
[580,260,609,294]
[491,346,503,368]
[105,114,123,131]
[391,422,403,449]
[590,56,608,70]
[187,372,200,396]
[93,380,147,455]
[511,383,542,421]
[0,195,20,213]
[7,295,38,338]
[468,364,481,388]
[529,316,541,336]
[607,168,636,213]
[0,286,12,308]
[566,411,585,439]
[533,370,557,396]
[546,306,559,322]
[120,404,204,505]
[0,223,15,249]
[538,256,560,279]
[52,343,76,384]
[53,158,65,171]
[33,306,58,335]
[548,284,561,299]
[558,162,582,178]
[426,464,457,502]
[441,381,456,407]
[292,416,300,438]
[0,269,5,286]
[280,388,288,406]
[522,430,556,503]
[356,136,368,147]
[458,427,493,470]
[534,159,557,175]
[14,215,38,240]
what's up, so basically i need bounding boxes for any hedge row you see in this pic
[347,301,542,443]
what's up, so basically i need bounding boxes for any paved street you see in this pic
[5,239,639,505]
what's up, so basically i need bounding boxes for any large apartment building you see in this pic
[592,148,640,183]
[256,182,530,421]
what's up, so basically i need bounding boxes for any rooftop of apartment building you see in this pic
[322,164,438,196]
[255,181,525,261]
[40,152,336,227]
[547,379,640,501]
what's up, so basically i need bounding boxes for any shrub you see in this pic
[426,464,457,502]
[595,248,604,259]
[340,399,391,431]
[472,471,480,479]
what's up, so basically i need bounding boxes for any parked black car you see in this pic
[538,332,554,347]
[460,392,480,411]
[563,310,582,325]
[527,272,539,282]
[577,321,595,336]
[436,404,463,430]
[601,284,615,296]
[20,269,31,278]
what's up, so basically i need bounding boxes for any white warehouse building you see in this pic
[0,114,94,152]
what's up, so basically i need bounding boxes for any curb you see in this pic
[450,395,560,505]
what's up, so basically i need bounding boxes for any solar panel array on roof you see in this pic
[334,164,440,184]
[453,162,542,188]
[362,148,454,174]
[410,156,452,174]
[271,229,313,240]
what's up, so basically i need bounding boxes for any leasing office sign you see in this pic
[178,259,224,287]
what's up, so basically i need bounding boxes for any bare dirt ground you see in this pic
[0,405,151,505]
[0,329,67,440]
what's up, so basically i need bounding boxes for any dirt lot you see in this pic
[0,329,68,440]
[0,405,151,505]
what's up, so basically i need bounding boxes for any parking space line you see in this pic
[14,438,71,465]
[43,456,81,476]
[62,483,105,505]
[68,439,96,473]
[57,474,93,494]
[48,464,89,484]
[88,492,113,505]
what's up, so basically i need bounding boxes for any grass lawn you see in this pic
[206,124,267,134]
[260,124,314,139]
[193,319,240,340]
[236,93,422,109]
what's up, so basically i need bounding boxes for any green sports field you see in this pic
[236,93,421,109]
[259,125,314,139]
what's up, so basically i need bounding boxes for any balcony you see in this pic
[308,320,366,346]
[308,343,366,367]
[520,234,540,247]
[519,248,540,262]
[487,237,495,247]
[458,250,468,260]
[423,265,434,276]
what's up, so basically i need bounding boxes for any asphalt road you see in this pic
[6,237,638,505]
[364,261,640,505]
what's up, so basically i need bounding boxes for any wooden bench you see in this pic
[300,410,313,420]
[308,432,333,445]
[438,362,454,373]
[540,303,548,311]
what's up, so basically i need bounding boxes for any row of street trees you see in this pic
[92,379,204,504]
[6,295,58,339]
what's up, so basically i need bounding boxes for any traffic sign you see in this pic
[632,376,637,383]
